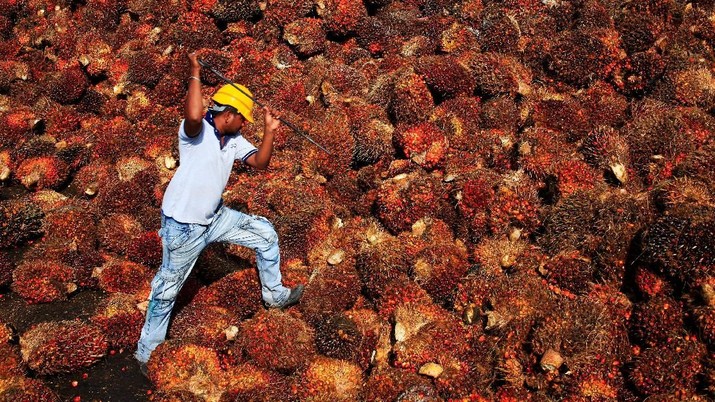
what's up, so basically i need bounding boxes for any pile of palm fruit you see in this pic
[1,0,715,400]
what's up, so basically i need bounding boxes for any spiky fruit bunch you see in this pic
[576,81,629,131]
[262,0,313,25]
[376,171,450,234]
[414,55,474,100]
[12,260,77,304]
[169,305,237,350]
[0,376,60,401]
[488,172,542,237]
[315,0,367,36]
[297,356,364,401]
[472,235,530,276]
[393,122,448,170]
[192,269,261,320]
[693,306,715,347]
[391,303,472,370]
[147,340,227,400]
[90,292,144,349]
[389,67,434,124]
[0,251,14,289]
[363,366,433,402]
[630,295,685,348]
[238,309,315,374]
[531,297,630,375]
[673,143,715,195]
[283,18,326,57]
[461,52,532,97]
[477,6,522,54]
[634,266,672,299]
[149,390,203,402]
[355,222,412,299]
[48,65,88,104]
[97,213,144,255]
[0,341,23,379]
[542,250,595,295]
[19,320,107,375]
[518,127,572,180]
[316,308,385,369]
[582,126,630,185]
[642,205,715,284]
[299,262,361,324]
[221,363,293,401]
[547,29,621,87]
[374,279,434,320]
[41,203,97,253]
[93,258,151,295]
[15,156,69,191]
[554,159,601,198]
[629,336,705,397]
[126,230,162,268]
[209,0,260,23]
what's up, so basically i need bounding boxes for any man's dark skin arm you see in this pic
[244,105,281,170]
[184,53,204,138]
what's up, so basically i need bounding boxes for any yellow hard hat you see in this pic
[211,84,254,123]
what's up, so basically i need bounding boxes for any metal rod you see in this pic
[197,59,331,155]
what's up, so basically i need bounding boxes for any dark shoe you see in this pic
[267,284,304,310]
[138,361,149,380]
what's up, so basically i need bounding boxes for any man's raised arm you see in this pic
[184,53,204,138]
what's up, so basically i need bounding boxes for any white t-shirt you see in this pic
[161,118,257,224]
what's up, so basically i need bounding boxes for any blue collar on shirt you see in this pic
[205,111,239,150]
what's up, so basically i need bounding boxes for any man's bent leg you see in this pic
[207,207,290,306]
[135,216,206,363]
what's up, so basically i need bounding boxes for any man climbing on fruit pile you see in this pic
[135,52,304,376]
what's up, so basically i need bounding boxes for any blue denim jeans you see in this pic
[134,206,290,363]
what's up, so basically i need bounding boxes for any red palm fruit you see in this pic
[414,55,474,100]
[517,127,572,180]
[575,81,629,133]
[0,342,24,378]
[355,221,412,299]
[477,6,522,54]
[634,266,673,299]
[298,356,364,401]
[547,28,622,88]
[554,159,601,198]
[629,336,705,397]
[20,320,107,375]
[480,95,521,132]
[693,306,715,347]
[262,0,312,25]
[164,12,222,50]
[301,107,354,179]
[0,108,40,147]
[169,304,237,350]
[630,295,685,348]
[316,0,367,36]
[238,309,315,374]
[322,308,386,369]
[209,0,260,23]
[93,258,151,295]
[438,20,480,54]
[126,49,167,89]
[48,64,88,104]
[352,115,394,166]
[389,67,434,124]
[283,18,326,57]
[582,126,630,185]
[673,145,715,195]
[618,49,666,95]
[527,88,591,141]
[300,260,362,324]
[0,198,44,248]
[321,63,369,103]
[150,390,203,402]
[41,203,97,253]
[374,279,434,320]
[12,260,77,304]
[391,303,472,370]
[147,340,227,399]
[409,219,469,306]
[393,122,448,170]
[429,95,482,149]
[472,235,530,276]
[15,156,68,191]
[642,205,715,284]
[615,10,664,54]
[221,363,293,402]
[315,313,364,363]
[90,292,144,349]
[376,170,450,234]
[460,52,532,97]
[363,366,433,401]
[454,171,498,241]
[0,251,14,289]
[126,230,162,268]
[97,213,143,255]
[488,172,542,236]
[0,376,60,401]
[541,250,595,295]
[71,161,114,197]
[0,150,12,182]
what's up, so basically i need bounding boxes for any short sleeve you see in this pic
[234,135,258,163]
[178,119,205,143]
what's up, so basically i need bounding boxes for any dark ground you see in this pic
[0,290,152,402]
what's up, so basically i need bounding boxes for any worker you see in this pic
[135,52,304,376]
